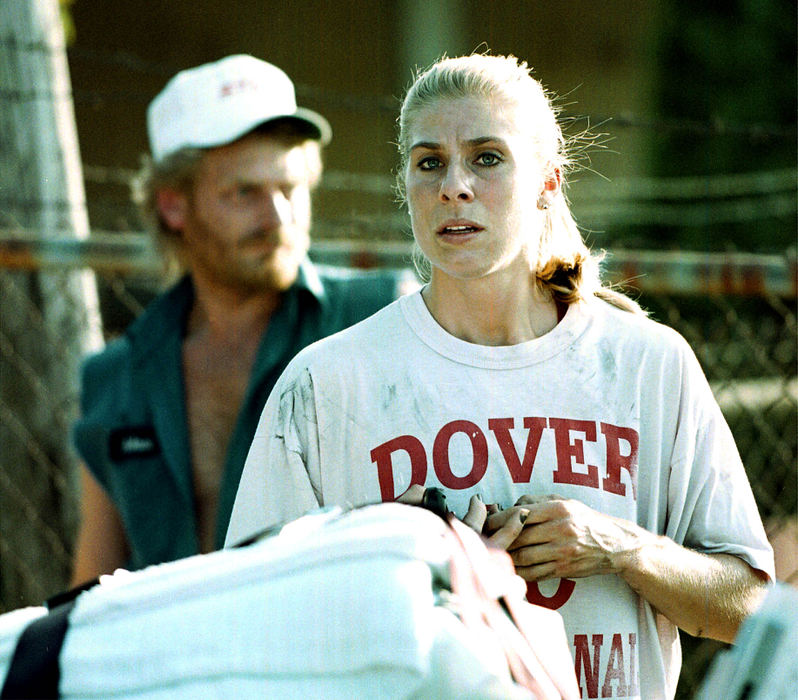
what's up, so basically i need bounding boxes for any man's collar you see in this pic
[124,275,194,356]
[294,257,327,306]
[127,259,328,355]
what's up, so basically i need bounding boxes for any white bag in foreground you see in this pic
[1,503,578,699]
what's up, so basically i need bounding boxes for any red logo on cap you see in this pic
[220,79,260,98]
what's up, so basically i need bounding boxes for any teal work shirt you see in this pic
[73,260,408,570]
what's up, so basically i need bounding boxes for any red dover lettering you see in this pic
[370,416,639,501]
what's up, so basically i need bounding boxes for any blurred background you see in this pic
[1,1,795,697]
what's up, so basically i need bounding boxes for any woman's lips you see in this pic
[436,220,483,236]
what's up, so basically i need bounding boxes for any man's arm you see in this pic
[71,464,130,586]
[485,496,769,644]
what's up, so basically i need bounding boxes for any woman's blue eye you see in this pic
[418,157,442,170]
[476,152,501,166]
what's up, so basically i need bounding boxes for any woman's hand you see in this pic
[484,494,768,642]
[397,487,529,548]
[396,484,427,506]
[462,495,530,549]
[484,494,646,581]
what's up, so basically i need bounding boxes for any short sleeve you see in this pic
[72,340,130,488]
[225,368,322,547]
[664,344,775,580]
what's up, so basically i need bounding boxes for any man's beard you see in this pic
[182,221,309,294]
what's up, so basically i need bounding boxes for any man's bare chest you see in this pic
[181,335,260,548]
[183,341,255,478]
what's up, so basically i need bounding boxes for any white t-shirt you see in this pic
[227,290,774,700]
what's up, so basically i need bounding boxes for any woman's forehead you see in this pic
[406,94,525,146]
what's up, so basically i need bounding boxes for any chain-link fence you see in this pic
[0,237,795,697]
[640,286,797,698]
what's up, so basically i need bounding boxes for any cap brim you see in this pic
[254,109,332,145]
[293,107,332,145]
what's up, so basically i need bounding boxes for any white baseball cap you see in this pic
[147,54,332,163]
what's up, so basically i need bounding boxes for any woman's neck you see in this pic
[422,270,559,346]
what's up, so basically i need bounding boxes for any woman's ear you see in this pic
[542,167,562,194]
[537,167,562,210]
[156,188,188,231]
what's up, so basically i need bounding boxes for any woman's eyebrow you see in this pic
[409,136,504,151]
[409,140,440,152]
[467,136,503,146]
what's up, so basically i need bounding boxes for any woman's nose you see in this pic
[439,163,474,203]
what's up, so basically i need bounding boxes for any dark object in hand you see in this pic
[421,487,449,520]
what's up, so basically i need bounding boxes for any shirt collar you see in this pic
[294,257,327,306]
[127,257,327,355]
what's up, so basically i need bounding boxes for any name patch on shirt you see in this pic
[109,426,160,462]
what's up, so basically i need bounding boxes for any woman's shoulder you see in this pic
[586,296,694,355]
[281,294,411,378]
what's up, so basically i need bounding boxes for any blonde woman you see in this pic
[227,54,773,699]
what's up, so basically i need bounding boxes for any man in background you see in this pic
[71,54,409,582]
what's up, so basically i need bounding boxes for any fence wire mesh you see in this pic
[638,287,797,698]
[0,244,795,698]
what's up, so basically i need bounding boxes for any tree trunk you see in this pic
[0,0,103,612]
